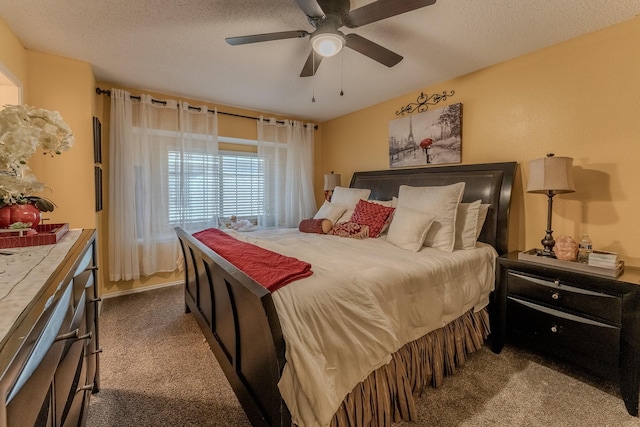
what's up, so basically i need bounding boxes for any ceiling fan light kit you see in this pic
[225,0,437,77]
[311,32,345,57]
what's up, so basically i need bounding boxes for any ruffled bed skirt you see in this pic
[329,307,491,427]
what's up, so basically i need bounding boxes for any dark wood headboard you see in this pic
[350,162,518,255]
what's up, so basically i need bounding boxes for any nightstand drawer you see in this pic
[507,271,621,325]
[507,297,621,366]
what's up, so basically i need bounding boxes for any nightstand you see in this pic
[491,251,640,416]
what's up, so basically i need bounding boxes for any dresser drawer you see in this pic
[507,271,622,325]
[507,297,621,366]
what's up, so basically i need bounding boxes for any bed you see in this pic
[175,161,517,427]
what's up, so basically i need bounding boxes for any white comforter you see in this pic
[227,228,497,427]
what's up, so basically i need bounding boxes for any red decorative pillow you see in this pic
[299,218,332,234]
[327,222,370,239]
[349,199,395,238]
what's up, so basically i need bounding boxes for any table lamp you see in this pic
[526,153,575,257]
[323,171,341,201]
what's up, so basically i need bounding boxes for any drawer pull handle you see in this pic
[76,384,94,393]
[554,280,560,286]
[55,329,79,341]
[78,332,92,341]
[551,292,560,300]
[551,325,558,333]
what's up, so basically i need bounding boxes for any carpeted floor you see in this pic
[88,284,640,427]
[87,285,251,427]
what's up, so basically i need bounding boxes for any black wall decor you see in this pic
[93,117,103,211]
[396,90,455,116]
[93,116,102,164]
[95,166,102,212]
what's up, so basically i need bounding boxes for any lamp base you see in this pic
[538,228,556,258]
[535,247,556,258]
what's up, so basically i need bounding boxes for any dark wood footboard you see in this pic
[175,227,290,427]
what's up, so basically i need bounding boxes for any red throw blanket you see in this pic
[192,228,313,292]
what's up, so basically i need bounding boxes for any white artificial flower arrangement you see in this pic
[0,104,74,211]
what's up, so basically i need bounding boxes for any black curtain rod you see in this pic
[96,87,317,130]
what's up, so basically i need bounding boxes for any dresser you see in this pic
[0,229,100,427]
[492,252,640,416]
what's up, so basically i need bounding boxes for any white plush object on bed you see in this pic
[455,200,483,250]
[477,204,490,238]
[313,200,347,224]
[330,186,371,223]
[386,205,435,251]
[227,228,497,427]
[396,182,465,252]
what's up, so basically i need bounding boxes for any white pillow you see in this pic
[455,200,482,250]
[386,205,435,251]
[313,201,347,224]
[335,209,354,224]
[396,182,465,252]
[331,186,371,223]
[331,186,371,207]
[476,204,490,239]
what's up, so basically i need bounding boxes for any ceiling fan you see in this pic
[225,0,437,77]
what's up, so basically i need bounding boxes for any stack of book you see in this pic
[588,250,624,276]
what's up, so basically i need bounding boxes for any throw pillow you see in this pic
[313,200,347,224]
[330,186,371,223]
[386,205,435,251]
[396,182,465,252]
[454,200,482,250]
[349,199,395,238]
[299,218,333,234]
[476,204,490,239]
[327,222,370,239]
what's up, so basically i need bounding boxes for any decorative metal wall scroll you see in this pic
[395,90,455,116]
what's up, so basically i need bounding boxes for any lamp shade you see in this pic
[323,173,341,191]
[527,154,575,194]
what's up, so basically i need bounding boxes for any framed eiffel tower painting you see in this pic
[388,103,462,168]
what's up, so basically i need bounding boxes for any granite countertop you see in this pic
[0,229,82,344]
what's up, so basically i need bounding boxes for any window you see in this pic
[167,149,264,228]
[220,153,264,218]
[167,149,220,228]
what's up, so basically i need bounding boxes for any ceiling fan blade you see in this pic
[345,0,437,28]
[226,30,309,46]
[345,33,402,67]
[294,0,325,18]
[300,50,324,77]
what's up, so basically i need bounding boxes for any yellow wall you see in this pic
[1,17,99,291]
[320,17,640,267]
[3,13,640,300]
[26,51,96,229]
[0,17,26,95]
[1,19,96,231]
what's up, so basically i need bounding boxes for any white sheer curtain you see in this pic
[109,89,219,281]
[257,117,316,228]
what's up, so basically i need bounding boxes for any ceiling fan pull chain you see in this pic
[312,53,316,102]
[340,50,344,96]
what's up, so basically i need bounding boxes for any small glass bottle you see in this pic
[577,234,592,263]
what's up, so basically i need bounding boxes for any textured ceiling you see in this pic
[1,0,639,123]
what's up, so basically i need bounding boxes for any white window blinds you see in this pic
[168,150,264,226]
